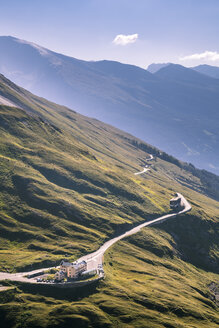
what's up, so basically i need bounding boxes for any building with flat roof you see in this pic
[59,260,87,279]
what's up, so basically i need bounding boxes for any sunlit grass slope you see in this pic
[0,102,218,272]
[0,216,218,328]
[0,105,166,272]
[0,73,218,327]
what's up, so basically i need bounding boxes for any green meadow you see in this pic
[0,74,218,327]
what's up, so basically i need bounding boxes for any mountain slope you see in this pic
[154,63,219,87]
[192,64,219,79]
[0,76,218,327]
[0,72,219,202]
[0,36,219,174]
[147,63,170,73]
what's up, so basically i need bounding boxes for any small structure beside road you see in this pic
[60,260,72,272]
[54,270,65,282]
[55,260,87,282]
[170,194,184,211]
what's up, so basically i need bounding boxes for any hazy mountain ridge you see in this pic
[154,63,219,87]
[0,36,219,174]
[192,64,219,79]
[147,62,219,80]
[147,62,171,73]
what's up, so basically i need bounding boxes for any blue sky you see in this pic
[1,0,219,68]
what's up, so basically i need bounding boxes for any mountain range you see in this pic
[0,36,219,175]
[192,64,219,79]
[147,62,219,79]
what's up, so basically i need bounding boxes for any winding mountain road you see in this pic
[0,193,191,283]
[134,154,154,175]
[134,167,150,175]
[79,193,191,271]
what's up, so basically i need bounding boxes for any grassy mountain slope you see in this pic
[0,75,218,327]
[0,36,219,174]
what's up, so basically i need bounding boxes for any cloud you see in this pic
[113,33,138,46]
[180,51,219,62]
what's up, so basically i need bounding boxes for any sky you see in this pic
[1,0,219,68]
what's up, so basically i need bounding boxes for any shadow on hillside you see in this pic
[157,214,219,274]
[14,279,100,301]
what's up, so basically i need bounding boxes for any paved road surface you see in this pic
[134,154,154,175]
[134,167,150,175]
[146,154,154,161]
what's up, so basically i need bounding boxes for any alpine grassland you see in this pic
[0,74,218,327]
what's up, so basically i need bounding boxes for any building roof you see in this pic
[60,259,86,268]
[60,260,72,266]
[73,261,86,269]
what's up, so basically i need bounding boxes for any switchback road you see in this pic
[134,154,154,175]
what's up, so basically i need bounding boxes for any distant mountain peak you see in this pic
[154,63,219,86]
[15,38,50,57]
[0,35,50,57]
[192,64,219,79]
[147,63,171,73]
